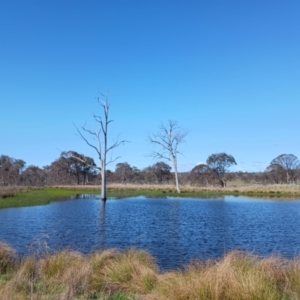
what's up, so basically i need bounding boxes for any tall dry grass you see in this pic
[147,251,287,300]
[2,184,300,204]
[0,186,44,199]
[0,186,17,199]
[65,182,300,200]
[1,241,300,299]
[0,242,16,274]
[51,182,300,196]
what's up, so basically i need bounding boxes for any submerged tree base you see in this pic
[0,241,300,299]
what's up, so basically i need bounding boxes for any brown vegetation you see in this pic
[1,242,300,299]
[1,152,300,189]
[48,183,300,197]
[0,186,41,199]
[2,183,300,203]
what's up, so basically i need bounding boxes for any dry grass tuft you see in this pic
[286,256,300,296]
[56,254,91,300]
[146,251,290,300]
[0,187,16,198]
[89,248,120,291]
[0,242,16,274]
[39,250,83,280]
[1,242,300,299]
[0,186,42,197]
[90,248,158,295]
[11,256,38,294]
[4,250,92,300]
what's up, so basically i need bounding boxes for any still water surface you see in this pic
[1,195,300,270]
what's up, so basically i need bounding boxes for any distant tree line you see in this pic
[1,153,299,187]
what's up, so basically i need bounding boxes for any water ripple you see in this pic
[0,195,300,270]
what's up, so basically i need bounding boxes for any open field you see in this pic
[1,241,300,300]
[105,182,300,197]
[1,183,300,209]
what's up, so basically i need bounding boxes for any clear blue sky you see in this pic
[1,0,299,173]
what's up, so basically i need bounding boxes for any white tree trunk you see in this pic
[148,120,187,194]
[74,95,127,202]
[101,161,107,201]
[172,156,180,193]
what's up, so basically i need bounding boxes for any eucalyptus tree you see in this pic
[148,120,188,193]
[206,152,237,187]
[72,94,127,200]
[114,162,133,183]
[151,161,172,183]
[61,151,96,185]
[0,155,26,186]
[267,154,299,184]
[190,164,211,186]
[46,155,74,185]
[142,161,172,184]
[21,165,46,186]
[265,164,285,184]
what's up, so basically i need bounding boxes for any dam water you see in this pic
[1,195,300,270]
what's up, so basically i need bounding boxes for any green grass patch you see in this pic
[0,187,98,209]
[0,186,222,210]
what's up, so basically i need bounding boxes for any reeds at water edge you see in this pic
[1,241,300,299]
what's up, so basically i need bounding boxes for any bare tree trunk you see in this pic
[220,178,226,187]
[172,155,180,193]
[101,166,106,200]
[148,120,187,194]
[73,93,127,202]
[101,107,108,201]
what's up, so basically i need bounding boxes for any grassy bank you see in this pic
[0,187,98,209]
[1,183,300,209]
[0,241,300,299]
[106,183,300,198]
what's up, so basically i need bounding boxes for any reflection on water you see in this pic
[0,195,300,270]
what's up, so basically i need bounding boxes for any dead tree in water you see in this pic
[72,93,127,200]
